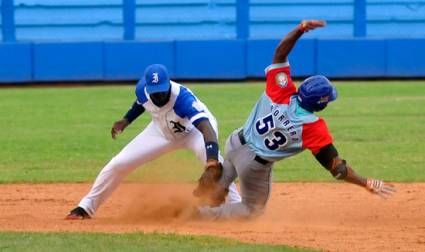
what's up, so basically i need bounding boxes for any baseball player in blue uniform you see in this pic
[66,64,241,219]
[193,20,396,220]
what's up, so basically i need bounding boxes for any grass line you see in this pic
[0,232,315,252]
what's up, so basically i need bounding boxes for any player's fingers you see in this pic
[306,23,318,29]
[305,24,314,30]
[382,187,396,195]
[374,190,391,199]
[308,20,326,28]
[376,188,396,200]
[385,182,396,189]
[315,20,326,27]
[381,183,396,193]
[306,24,322,31]
[384,185,397,192]
[381,190,394,196]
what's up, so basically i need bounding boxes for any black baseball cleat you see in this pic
[65,207,91,220]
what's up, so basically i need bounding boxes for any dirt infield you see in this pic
[0,183,424,252]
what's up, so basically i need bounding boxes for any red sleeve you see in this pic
[302,118,333,155]
[265,62,297,104]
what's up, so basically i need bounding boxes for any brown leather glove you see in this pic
[193,160,223,202]
[208,184,229,207]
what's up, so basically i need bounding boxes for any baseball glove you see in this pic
[193,160,224,205]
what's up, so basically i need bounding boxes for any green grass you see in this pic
[0,232,313,252]
[0,81,424,183]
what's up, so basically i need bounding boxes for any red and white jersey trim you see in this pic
[302,118,333,155]
[264,62,290,73]
[265,61,297,105]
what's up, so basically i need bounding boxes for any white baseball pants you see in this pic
[78,122,241,216]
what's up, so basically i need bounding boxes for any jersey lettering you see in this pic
[264,131,287,150]
[255,114,275,135]
[170,120,186,133]
[255,113,288,150]
[244,94,325,160]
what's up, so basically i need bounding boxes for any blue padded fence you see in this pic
[1,38,425,83]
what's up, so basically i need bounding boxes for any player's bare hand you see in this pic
[299,20,326,32]
[111,118,129,139]
[366,178,396,199]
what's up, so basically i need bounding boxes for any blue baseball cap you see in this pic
[144,64,171,94]
[297,75,337,112]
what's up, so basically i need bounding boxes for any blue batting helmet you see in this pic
[297,75,337,112]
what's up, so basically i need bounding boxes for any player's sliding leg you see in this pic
[196,130,272,220]
[196,156,247,220]
[184,126,242,204]
[78,122,183,217]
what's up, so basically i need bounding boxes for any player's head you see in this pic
[144,64,171,107]
[297,75,337,112]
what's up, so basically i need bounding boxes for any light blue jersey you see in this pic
[243,93,319,161]
[240,62,334,161]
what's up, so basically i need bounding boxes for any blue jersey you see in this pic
[135,80,217,140]
[242,62,333,161]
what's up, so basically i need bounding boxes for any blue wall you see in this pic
[2,38,424,82]
[14,0,123,41]
[9,0,425,41]
[10,0,425,41]
[1,0,425,82]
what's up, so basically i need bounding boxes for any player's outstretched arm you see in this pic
[335,158,396,198]
[273,20,326,64]
[193,119,226,205]
[111,100,145,139]
[195,119,219,161]
[315,144,396,198]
